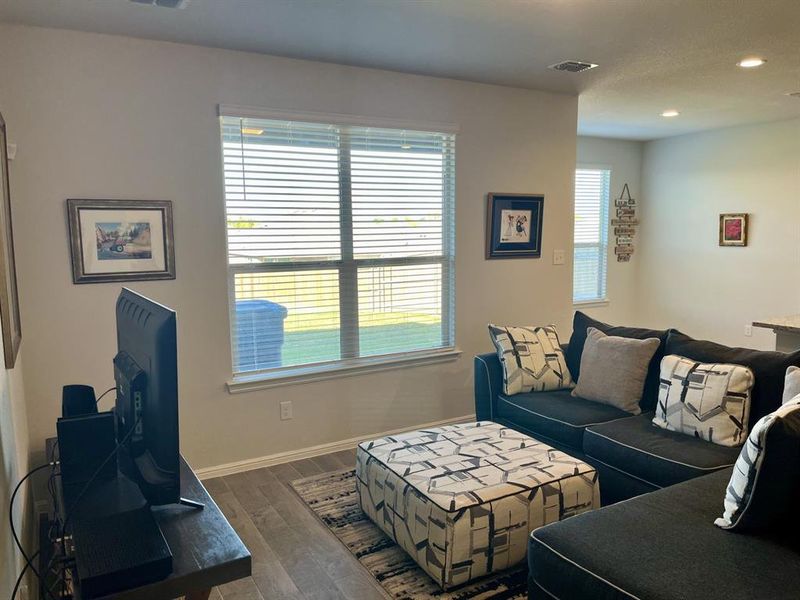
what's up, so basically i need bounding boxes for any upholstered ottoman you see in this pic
[355,421,600,589]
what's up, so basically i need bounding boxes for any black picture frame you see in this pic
[485,193,544,259]
[0,112,21,368]
[66,199,176,284]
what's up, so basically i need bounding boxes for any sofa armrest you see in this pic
[474,352,503,421]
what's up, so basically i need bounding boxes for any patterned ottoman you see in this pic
[356,421,600,589]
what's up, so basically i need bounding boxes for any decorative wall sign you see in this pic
[0,112,21,368]
[67,199,176,283]
[485,193,544,259]
[719,213,748,246]
[613,183,638,262]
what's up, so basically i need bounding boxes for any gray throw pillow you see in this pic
[783,366,800,405]
[572,327,660,415]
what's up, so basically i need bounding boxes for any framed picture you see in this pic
[0,112,21,368]
[486,193,544,259]
[67,199,176,284]
[719,213,748,247]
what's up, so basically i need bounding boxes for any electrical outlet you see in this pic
[280,400,293,421]
[553,249,566,265]
[744,324,753,337]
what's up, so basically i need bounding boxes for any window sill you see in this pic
[573,299,610,308]
[227,347,463,394]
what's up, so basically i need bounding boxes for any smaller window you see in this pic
[573,168,610,303]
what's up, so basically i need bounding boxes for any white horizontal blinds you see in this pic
[222,115,456,374]
[348,127,454,358]
[573,168,610,303]
[222,119,341,263]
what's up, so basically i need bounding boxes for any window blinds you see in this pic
[221,115,456,375]
[573,168,610,303]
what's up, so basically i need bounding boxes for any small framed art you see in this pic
[719,213,748,247]
[486,193,544,259]
[67,199,176,283]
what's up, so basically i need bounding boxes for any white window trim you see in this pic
[573,164,611,305]
[221,107,458,389]
[218,104,459,135]
[227,346,462,393]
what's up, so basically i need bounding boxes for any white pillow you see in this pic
[488,324,573,395]
[715,397,800,530]
[782,366,800,405]
[652,355,754,447]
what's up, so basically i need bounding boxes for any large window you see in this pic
[221,113,456,379]
[573,168,610,303]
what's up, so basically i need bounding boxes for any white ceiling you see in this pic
[1,0,798,140]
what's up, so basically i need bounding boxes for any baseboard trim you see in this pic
[195,413,476,480]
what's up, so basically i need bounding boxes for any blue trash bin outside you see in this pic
[235,299,288,372]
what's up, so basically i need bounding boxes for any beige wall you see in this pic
[0,24,578,470]
[575,136,644,326]
[0,346,30,597]
[638,118,800,348]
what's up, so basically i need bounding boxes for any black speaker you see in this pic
[62,384,98,418]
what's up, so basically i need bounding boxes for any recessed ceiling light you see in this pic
[737,57,766,68]
[661,110,680,118]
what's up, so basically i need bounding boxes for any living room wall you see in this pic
[638,118,800,349]
[0,24,579,470]
[575,136,643,326]
[0,348,30,597]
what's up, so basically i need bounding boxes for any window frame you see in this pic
[572,165,611,306]
[219,106,461,391]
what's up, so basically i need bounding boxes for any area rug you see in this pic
[290,469,527,600]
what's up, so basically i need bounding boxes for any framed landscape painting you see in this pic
[486,193,544,259]
[67,199,176,284]
[0,112,22,368]
[719,213,748,247]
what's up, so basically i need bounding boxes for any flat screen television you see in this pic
[113,288,180,506]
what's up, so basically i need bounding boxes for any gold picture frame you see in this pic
[719,213,748,247]
[0,112,22,368]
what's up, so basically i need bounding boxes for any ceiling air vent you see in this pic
[547,60,599,73]
[129,0,191,8]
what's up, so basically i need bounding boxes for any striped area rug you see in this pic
[290,469,528,600]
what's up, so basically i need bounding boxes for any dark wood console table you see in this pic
[40,438,251,599]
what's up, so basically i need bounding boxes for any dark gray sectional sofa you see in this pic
[474,312,800,599]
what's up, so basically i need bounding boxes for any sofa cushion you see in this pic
[584,413,739,488]
[565,311,670,412]
[496,390,631,451]
[653,355,754,447]
[572,328,660,415]
[716,398,800,532]
[666,330,800,426]
[488,324,573,394]
[528,468,800,600]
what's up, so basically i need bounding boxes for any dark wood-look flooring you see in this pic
[203,449,388,600]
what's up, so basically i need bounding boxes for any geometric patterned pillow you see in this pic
[488,324,573,395]
[652,355,755,447]
[715,397,800,531]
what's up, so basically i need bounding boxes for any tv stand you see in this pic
[41,438,250,599]
[179,497,205,510]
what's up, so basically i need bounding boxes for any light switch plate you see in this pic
[553,249,566,265]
